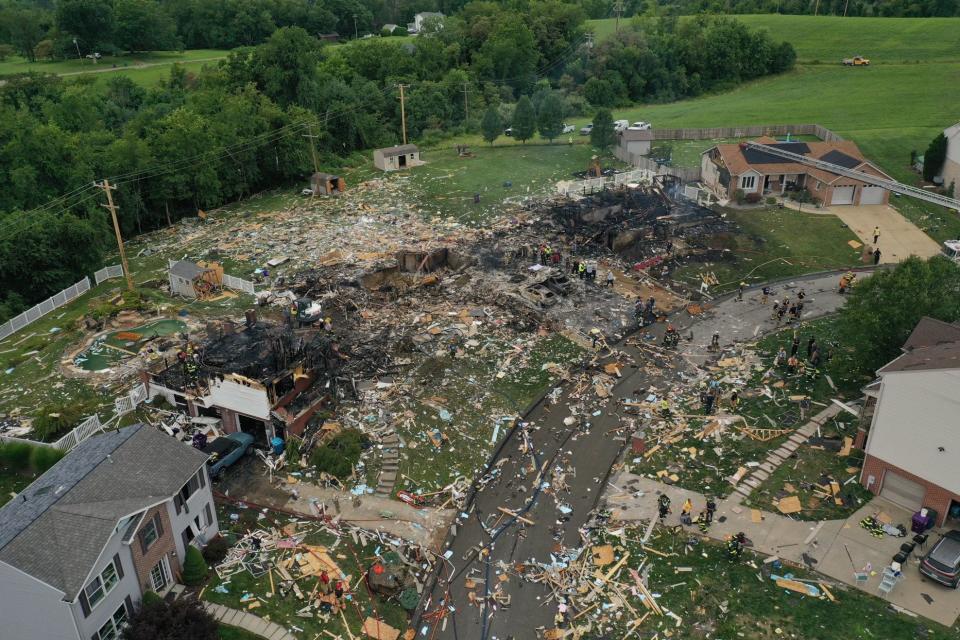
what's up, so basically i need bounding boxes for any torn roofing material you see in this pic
[0,424,207,599]
[168,260,206,280]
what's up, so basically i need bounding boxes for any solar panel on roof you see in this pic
[741,142,810,164]
[820,149,861,169]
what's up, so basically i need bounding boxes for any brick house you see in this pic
[859,317,960,525]
[700,137,893,206]
[0,424,217,640]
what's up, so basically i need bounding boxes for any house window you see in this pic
[740,175,756,190]
[204,503,213,529]
[816,181,823,190]
[84,561,120,609]
[95,603,128,640]
[138,513,163,553]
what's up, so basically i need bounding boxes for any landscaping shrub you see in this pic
[745,192,762,204]
[181,546,209,586]
[29,446,65,473]
[734,188,746,205]
[765,196,777,205]
[141,591,163,606]
[0,442,33,472]
[310,429,367,479]
[122,597,217,640]
[201,535,230,565]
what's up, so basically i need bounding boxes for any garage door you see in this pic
[860,186,885,205]
[880,471,925,510]
[831,186,855,205]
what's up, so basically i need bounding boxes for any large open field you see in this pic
[0,49,228,86]
[588,15,960,63]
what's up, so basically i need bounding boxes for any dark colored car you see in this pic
[920,530,960,588]
[202,432,255,479]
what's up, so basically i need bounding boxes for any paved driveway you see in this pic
[823,204,941,263]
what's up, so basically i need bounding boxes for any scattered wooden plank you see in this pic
[496,506,535,526]
[819,582,837,602]
[777,496,802,514]
[361,617,400,640]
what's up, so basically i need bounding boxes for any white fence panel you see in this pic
[223,274,255,294]
[94,265,124,285]
[0,277,91,344]
[114,396,135,416]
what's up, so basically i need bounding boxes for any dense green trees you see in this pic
[511,95,536,143]
[924,133,948,182]
[537,91,564,142]
[481,105,500,145]
[590,108,615,153]
[835,257,960,378]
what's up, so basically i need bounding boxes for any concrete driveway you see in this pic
[822,204,941,263]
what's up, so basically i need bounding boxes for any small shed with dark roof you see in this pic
[374,144,420,171]
[311,172,345,195]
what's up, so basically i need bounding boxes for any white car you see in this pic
[562,124,575,134]
[613,119,629,132]
[628,121,652,130]
[580,123,593,135]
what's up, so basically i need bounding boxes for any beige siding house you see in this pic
[940,122,960,193]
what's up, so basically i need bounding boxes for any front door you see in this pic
[150,557,170,592]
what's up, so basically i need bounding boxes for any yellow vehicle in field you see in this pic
[842,55,870,66]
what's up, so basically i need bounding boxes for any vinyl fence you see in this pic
[222,273,256,294]
[0,277,91,343]
[94,264,125,285]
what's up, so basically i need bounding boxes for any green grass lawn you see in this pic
[395,334,583,493]
[205,505,409,638]
[673,206,864,293]
[218,625,263,640]
[588,15,960,64]
[601,528,960,640]
[0,49,227,79]
[411,144,622,222]
[736,317,875,519]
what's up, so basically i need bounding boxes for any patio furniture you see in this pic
[899,542,916,556]
[893,551,909,564]
[913,533,929,551]
[878,566,902,597]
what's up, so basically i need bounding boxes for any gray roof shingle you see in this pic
[169,260,205,280]
[0,424,207,599]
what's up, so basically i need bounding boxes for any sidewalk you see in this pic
[204,602,297,640]
[606,473,960,626]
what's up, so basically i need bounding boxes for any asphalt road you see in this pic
[419,269,865,640]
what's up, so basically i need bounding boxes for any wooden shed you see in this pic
[373,144,420,171]
[168,260,222,299]
[311,172,346,195]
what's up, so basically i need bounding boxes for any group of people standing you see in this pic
[657,493,717,533]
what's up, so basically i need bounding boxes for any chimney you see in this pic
[222,319,236,335]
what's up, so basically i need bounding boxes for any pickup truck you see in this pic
[202,432,255,478]
[842,56,870,66]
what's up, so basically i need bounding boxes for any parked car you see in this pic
[628,121,652,130]
[562,123,575,134]
[920,530,960,588]
[613,119,629,132]
[503,127,513,136]
[203,432,255,478]
[579,123,593,135]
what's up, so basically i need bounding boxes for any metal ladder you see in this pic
[743,141,960,211]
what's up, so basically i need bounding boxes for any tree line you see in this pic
[575,0,959,19]
[0,8,795,321]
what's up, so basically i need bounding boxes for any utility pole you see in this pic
[302,125,321,197]
[72,38,82,62]
[585,32,594,60]
[399,84,408,145]
[96,179,133,291]
[462,82,469,122]
[353,13,358,39]
[614,1,624,33]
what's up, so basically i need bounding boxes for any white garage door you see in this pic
[861,186,885,205]
[831,186,855,205]
[880,471,925,511]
